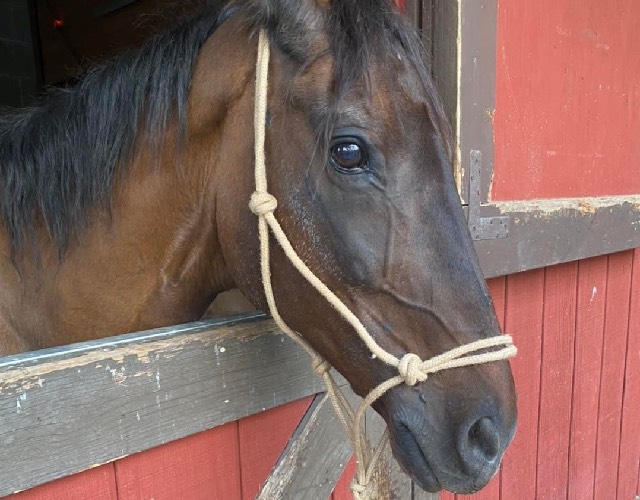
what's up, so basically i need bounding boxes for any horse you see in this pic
[0,0,517,494]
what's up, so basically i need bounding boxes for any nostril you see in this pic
[458,416,501,476]
[468,417,500,460]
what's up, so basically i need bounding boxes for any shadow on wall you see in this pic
[203,289,257,318]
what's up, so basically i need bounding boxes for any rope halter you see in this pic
[250,29,517,499]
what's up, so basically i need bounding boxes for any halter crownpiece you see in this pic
[250,29,517,500]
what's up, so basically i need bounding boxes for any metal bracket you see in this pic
[468,150,510,240]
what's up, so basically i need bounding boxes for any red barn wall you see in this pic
[441,249,640,500]
[493,0,640,200]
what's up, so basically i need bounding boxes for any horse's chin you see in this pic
[387,420,500,494]
[386,420,442,493]
[379,380,515,495]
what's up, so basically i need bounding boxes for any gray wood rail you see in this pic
[0,313,326,496]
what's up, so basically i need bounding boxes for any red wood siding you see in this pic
[114,423,242,500]
[7,251,639,499]
[617,249,640,499]
[568,256,607,500]
[501,267,546,499]
[10,465,118,500]
[493,0,640,200]
[331,459,357,500]
[5,399,310,500]
[448,250,639,500]
[238,396,313,499]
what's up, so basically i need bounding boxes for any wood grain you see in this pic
[0,313,329,496]
[331,459,356,500]
[115,423,241,500]
[257,391,355,500]
[239,396,313,499]
[500,268,545,499]
[593,251,633,499]
[364,407,412,500]
[536,262,578,499]
[616,249,640,500]
[8,465,117,500]
[567,255,608,500]
[494,0,640,200]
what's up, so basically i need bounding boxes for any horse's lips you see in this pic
[389,422,442,493]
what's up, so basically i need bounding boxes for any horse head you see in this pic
[211,0,517,493]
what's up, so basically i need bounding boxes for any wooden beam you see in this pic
[0,313,332,496]
[257,390,356,499]
[476,197,640,278]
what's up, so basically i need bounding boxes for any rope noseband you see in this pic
[250,30,516,499]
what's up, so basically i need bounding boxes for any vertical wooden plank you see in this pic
[8,465,118,500]
[331,458,356,500]
[593,252,633,499]
[500,268,545,499]
[536,262,578,499]
[456,277,506,500]
[258,391,354,500]
[567,255,608,500]
[115,422,242,500]
[617,249,640,500]
[239,397,313,499]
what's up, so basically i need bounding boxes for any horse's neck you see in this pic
[0,16,258,355]
[0,147,233,354]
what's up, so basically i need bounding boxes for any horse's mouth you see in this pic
[374,354,517,495]
[389,421,442,493]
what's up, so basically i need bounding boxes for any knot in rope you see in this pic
[350,479,372,500]
[249,191,277,216]
[312,357,331,376]
[398,353,428,386]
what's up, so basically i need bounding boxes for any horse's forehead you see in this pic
[289,54,425,119]
[290,56,334,99]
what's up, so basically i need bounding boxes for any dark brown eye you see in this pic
[330,142,367,171]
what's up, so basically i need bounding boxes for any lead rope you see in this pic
[249,30,517,500]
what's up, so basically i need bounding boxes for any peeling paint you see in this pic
[494,195,640,216]
[0,317,282,395]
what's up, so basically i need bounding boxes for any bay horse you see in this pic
[0,0,516,493]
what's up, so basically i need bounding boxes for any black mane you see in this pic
[0,0,449,257]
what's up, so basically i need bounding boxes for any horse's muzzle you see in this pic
[380,380,516,494]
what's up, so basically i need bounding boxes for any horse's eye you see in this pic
[330,142,367,172]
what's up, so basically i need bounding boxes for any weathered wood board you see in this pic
[257,391,356,500]
[0,312,334,496]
